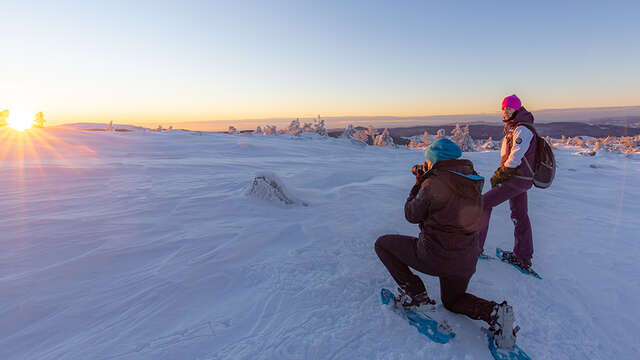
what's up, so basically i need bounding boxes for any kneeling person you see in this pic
[374,138,518,349]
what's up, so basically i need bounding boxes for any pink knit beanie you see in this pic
[501,94,522,110]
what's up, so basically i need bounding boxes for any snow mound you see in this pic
[247,172,308,206]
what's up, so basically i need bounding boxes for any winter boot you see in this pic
[500,250,532,270]
[488,301,519,349]
[394,287,436,310]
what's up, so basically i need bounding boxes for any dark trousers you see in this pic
[478,181,533,261]
[375,234,496,324]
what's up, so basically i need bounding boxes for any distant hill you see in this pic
[329,121,640,143]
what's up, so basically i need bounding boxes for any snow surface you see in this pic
[1,126,639,360]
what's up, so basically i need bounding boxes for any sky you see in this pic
[1,0,639,130]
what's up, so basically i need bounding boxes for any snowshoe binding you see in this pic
[496,248,541,279]
[482,301,531,360]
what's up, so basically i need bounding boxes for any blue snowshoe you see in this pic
[380,288,455,344]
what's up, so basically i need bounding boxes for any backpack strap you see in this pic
[514,122,538,137]
[511,122,537,181]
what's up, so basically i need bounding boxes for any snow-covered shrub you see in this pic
[313,118,327,136]
[367,125,378,138]
[302,122,313,133]
[421,131,431,146]
[247,172,308,206]
[288,119,302,136]
[342,124,356,139]
[374,128,395,147]
[449,124,475,151]
[263,125,277,135]
[407,140,428,149]
[480,137,500,150]
[228,126,239,135]
[434,129,446,140]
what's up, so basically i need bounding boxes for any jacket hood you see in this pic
[505,107,534,128]
[432,159,484,199]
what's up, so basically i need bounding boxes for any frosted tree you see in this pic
[481,137,499,150]
[313,118,327,136]
[367,125,377,138]
[543,136,554,149]
[302,122,313,133]
[288,119,302,136]
[33,112,45,128]
[451,124,464,144]
[434,128,446,140]
[459,125,476,151]
[421,131,431,146]
[593,139,604,150]
[354,128,370,143]
[341,124,356,139]
[255,126,262,135]
[263,125,277,135]
[408,140,427,149]
[228,126,239,135]
[374,128,395,147]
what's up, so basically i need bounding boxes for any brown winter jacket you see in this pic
[404,159,484,278]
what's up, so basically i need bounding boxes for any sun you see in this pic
[6,109,35,131]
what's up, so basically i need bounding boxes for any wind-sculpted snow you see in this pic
[0,127,638,360]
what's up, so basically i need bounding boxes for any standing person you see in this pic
[374,138,518,349]
[478,94,537,269]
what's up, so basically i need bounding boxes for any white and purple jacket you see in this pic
[500,108,537,187]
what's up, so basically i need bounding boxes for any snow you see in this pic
[1,126,639,360]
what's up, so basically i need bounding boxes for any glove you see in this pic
[490,167,518,188]
[490,169,502,188]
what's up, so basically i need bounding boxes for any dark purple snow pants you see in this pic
[374,235,495,323]
[478,180,533,261]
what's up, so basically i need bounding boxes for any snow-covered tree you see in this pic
[33,112,45,128]
[374,128,395,147]
[288,119,302,136]
[342,124,356,139]
[367,125,377,138]
[105,120,115,131]
[451,124,464,143]
[263,125,277,135]
[449,124,475,151]
[228,126,239,135]
[302,122,313,133]
[156,125,164,132]
[434,128,446,140]
[313,118,327,136]
[407,140,428,149]
[421,131,431,146]
[480,137,499,150]
[255,126,262,135]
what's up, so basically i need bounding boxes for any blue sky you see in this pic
[1,0,638,128]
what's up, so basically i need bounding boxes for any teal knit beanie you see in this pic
[424,138,462,166]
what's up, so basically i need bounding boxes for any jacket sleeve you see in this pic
[404,182,430,224]
[504,126,534,168]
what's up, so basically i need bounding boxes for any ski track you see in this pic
[0,127,639,359]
